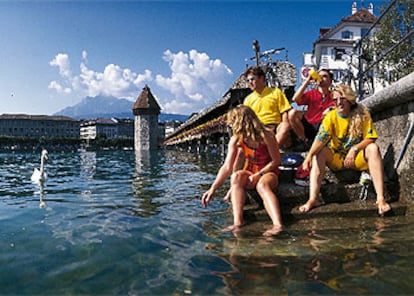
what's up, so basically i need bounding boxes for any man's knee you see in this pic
[287,108,297,121]
[278,121,290,134]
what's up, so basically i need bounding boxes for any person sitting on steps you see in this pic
[223,65,292,201]
[201,105,283,236]
[298,84,391,216]
[288,68,335,149]
[243,65,292,148]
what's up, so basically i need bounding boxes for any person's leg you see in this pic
[256,173,283,236]
[223,170,249,231]
[288,108,305,140]
[276,120,291,148]
[364,143,391,215]
[299,147,333,212]
[303,121,319,143]
[223,147,245,202]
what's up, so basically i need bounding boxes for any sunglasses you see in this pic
[320,74,330,79]
[246,76,256,83]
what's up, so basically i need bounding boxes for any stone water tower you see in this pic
[132,85,161,150]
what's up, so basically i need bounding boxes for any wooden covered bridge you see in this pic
[163,61,297,154]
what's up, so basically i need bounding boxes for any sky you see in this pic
[0,0,387,116]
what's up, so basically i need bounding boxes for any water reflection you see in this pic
[134,149,152,174]
[0,151,413,295]
[202,215,413,295]
[80,151,97,179]
[35,182,46,208]
[131,150,166,217]
[365,218,385,253]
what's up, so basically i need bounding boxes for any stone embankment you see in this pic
[244,170,410,223]
[245,72,414,223]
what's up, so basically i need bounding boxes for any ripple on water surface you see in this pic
[0,150,413,295]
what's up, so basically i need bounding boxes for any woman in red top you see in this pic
[201,105,283,236]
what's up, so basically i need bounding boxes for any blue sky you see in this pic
[0,0,386,116]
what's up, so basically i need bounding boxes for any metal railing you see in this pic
[354,0,414,100]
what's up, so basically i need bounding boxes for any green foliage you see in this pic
[369,0,414,82]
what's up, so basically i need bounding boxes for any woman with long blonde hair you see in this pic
[201,105,283,236]
[299,84,391,215]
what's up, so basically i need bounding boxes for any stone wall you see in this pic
[134,114,159,150]
[362,72,414,203]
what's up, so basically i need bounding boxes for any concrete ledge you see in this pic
[363,71,414,113]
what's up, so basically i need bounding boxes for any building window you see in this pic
[342,30,353,39]
[334,48,346,60]
[361,28,369,38]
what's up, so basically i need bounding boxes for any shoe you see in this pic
[359,171,371,185]
[295,164,310,179]
[295,164,311,186]
[295,177,309,186]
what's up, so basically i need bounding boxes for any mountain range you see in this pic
[53,96,189,122]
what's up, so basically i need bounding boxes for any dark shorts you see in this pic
[301,117,320,141]
[265,124,278,134]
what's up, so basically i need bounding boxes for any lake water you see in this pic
[1,150,413,295]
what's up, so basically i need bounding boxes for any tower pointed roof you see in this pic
[132,85,161,115]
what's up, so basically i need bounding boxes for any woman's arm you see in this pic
[302,138,326,171]
[247,130,280,184]
[201,136,238,207]
[344,138,375,168]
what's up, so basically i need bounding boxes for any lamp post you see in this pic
[253,40,260,67]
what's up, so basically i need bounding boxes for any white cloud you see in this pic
[49,51,154,100]
[48,80,71,94]
[49,53,72,79]
[155,49,233,114]
[49,49,233,115]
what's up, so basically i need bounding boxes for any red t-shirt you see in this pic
[297,89,335,124]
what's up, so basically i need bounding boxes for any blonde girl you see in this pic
[201,105,283,236]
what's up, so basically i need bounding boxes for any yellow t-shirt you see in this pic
[316,109,378,158]
[243,87,291,125]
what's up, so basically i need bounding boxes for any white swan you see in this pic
[31,149,48,183]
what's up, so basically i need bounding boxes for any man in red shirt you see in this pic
[288,69,335,147]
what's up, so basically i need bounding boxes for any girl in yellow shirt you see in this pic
[299,84,391,216]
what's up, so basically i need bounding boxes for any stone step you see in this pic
[243,180,411,222]
[241,150,412,222]
[244,198,409,223]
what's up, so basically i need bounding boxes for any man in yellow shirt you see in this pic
[243,66,291,148]
[222,66,292,202]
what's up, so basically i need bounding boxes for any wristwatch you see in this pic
[259,171,265,176]
[352,146,359,153]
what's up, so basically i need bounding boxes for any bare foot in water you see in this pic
[376,200,391,216]
[263,225,283,237]
[222,224,242,232]
[299,199,323,213]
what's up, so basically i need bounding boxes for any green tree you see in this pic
[369,0,414,82]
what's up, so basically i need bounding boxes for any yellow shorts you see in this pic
[330,149,368,171]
